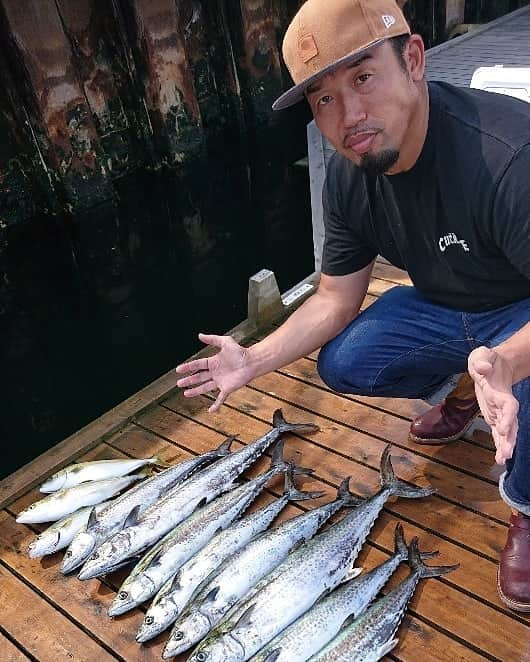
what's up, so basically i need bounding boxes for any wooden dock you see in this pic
[1,260,529,661]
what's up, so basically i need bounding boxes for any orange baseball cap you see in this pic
[273,0,410,110]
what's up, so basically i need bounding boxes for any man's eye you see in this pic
[356,73,372,86]
[318,95,333,106]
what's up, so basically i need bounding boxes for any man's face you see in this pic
[306,39,424,175]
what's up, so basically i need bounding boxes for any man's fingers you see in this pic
[176,358,209,374]
[183,380,217,398]
[198,333,225,348]
[208,391,226,413]
[177,371,211,388]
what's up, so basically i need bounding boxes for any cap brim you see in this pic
[272,38,387,111]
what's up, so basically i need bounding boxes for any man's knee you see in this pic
[317,339,372,394]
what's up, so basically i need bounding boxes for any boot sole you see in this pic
[408,413,479,445]
[497,569,530,612]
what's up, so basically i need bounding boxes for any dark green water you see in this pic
[0,117,314,479]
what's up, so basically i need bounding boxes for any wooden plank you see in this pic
[0,633,30,662]
[0,561,117,661]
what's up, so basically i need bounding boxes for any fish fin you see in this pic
[86,507,99,531]
[270,439,287,470]
[215,435,237,456]
[136,466,156,478]
[394,523,438,561]
[272,408,320,435]
[169,571,182,593]
[381,446,435,499]
[408,538,459,578]
[234,603,256,629]
[203,586,220,603]
[195,496,208,510]
[341,566,363,582]
[151,455,171,468]
[261,650,282,662]
[337,477,364,508]
[283,468,324,502]
[290,536,307,554]
[123,504,142,529]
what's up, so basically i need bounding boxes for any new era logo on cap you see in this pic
[381,14,396,29]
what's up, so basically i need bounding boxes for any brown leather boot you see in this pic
[409,373,480,444]
[498,511,530,612]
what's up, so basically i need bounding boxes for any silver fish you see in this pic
[26,501,112,559]
[40,456,167,492]
[108,441,308,616]
[308,539,458,662]
[137,470,322,643]
[79,410,318,580]
[61,436,234,574]
[251,524,437,662]
[16,474,146,524]
[162,478,361,659]
[190,446,434,662]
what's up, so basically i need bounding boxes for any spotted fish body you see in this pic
[27,501,112,559]
[61,437,234,574]
[78,410,318,580]
[308,539,458,662]
[190,446,435,662]
[39,457,166,492]
[108,443,302,616]
[16,475,146,524]
[251,525,437,662]
[137,471,322,643]
[162,479,361,659]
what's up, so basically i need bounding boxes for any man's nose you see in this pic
[342,92,367,128]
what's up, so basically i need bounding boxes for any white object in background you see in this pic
[470,65,530,103]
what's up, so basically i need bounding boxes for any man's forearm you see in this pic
[244,291,357,381]
[494,321,530,385]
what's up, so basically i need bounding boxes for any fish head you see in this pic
[61,532,96,574]
[136,602,170,643]
[187,633,244,662]
[16,502,47,524]
[162,611,212,658]
[108,573,157,616]
[27,531,61,559]
[78,534,128,580]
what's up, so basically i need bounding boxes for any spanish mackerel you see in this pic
[162,478,362,659]
[78,410,318,580]
[61,437,234,573]
[190,446,434,662]
[251,524,437,662]
[137,471,322,643]
[17,474,147,524]
[40,456,167,492]
[107,441,309,615]
[27,501,112,559]
[308,539,458,662]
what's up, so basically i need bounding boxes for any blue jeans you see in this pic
[317,286,530,510]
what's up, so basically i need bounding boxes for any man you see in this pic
[176,0,530,611]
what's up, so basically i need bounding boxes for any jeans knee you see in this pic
[317,340,370,394]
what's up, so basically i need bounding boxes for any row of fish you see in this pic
[18,410,456,660]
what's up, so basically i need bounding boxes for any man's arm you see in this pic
[176,261,374,412]
[468,321,530,464]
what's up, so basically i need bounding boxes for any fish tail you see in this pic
[270,439,314,478]
[151,455,171,468]
[381,445,435,499]
[336,476,364,507]
[408,538,459,578]
[283,466,325,502]
[272,408,320,435]
[393,523,439,562]
[214,435,237,456]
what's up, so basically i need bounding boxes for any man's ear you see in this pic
[406,34,426,82]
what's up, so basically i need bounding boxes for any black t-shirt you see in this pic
[322,81,530,312]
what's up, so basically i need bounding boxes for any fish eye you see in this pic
[118,591,128,601]
[174,631,184,640]
[29,504,36,509]
[65,551,72,558]
[196,653,208,661]
[144,616,154,625]
[90,551,99,560]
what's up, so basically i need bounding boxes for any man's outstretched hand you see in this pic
[468,346,518,465]
[176,333,253,413]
